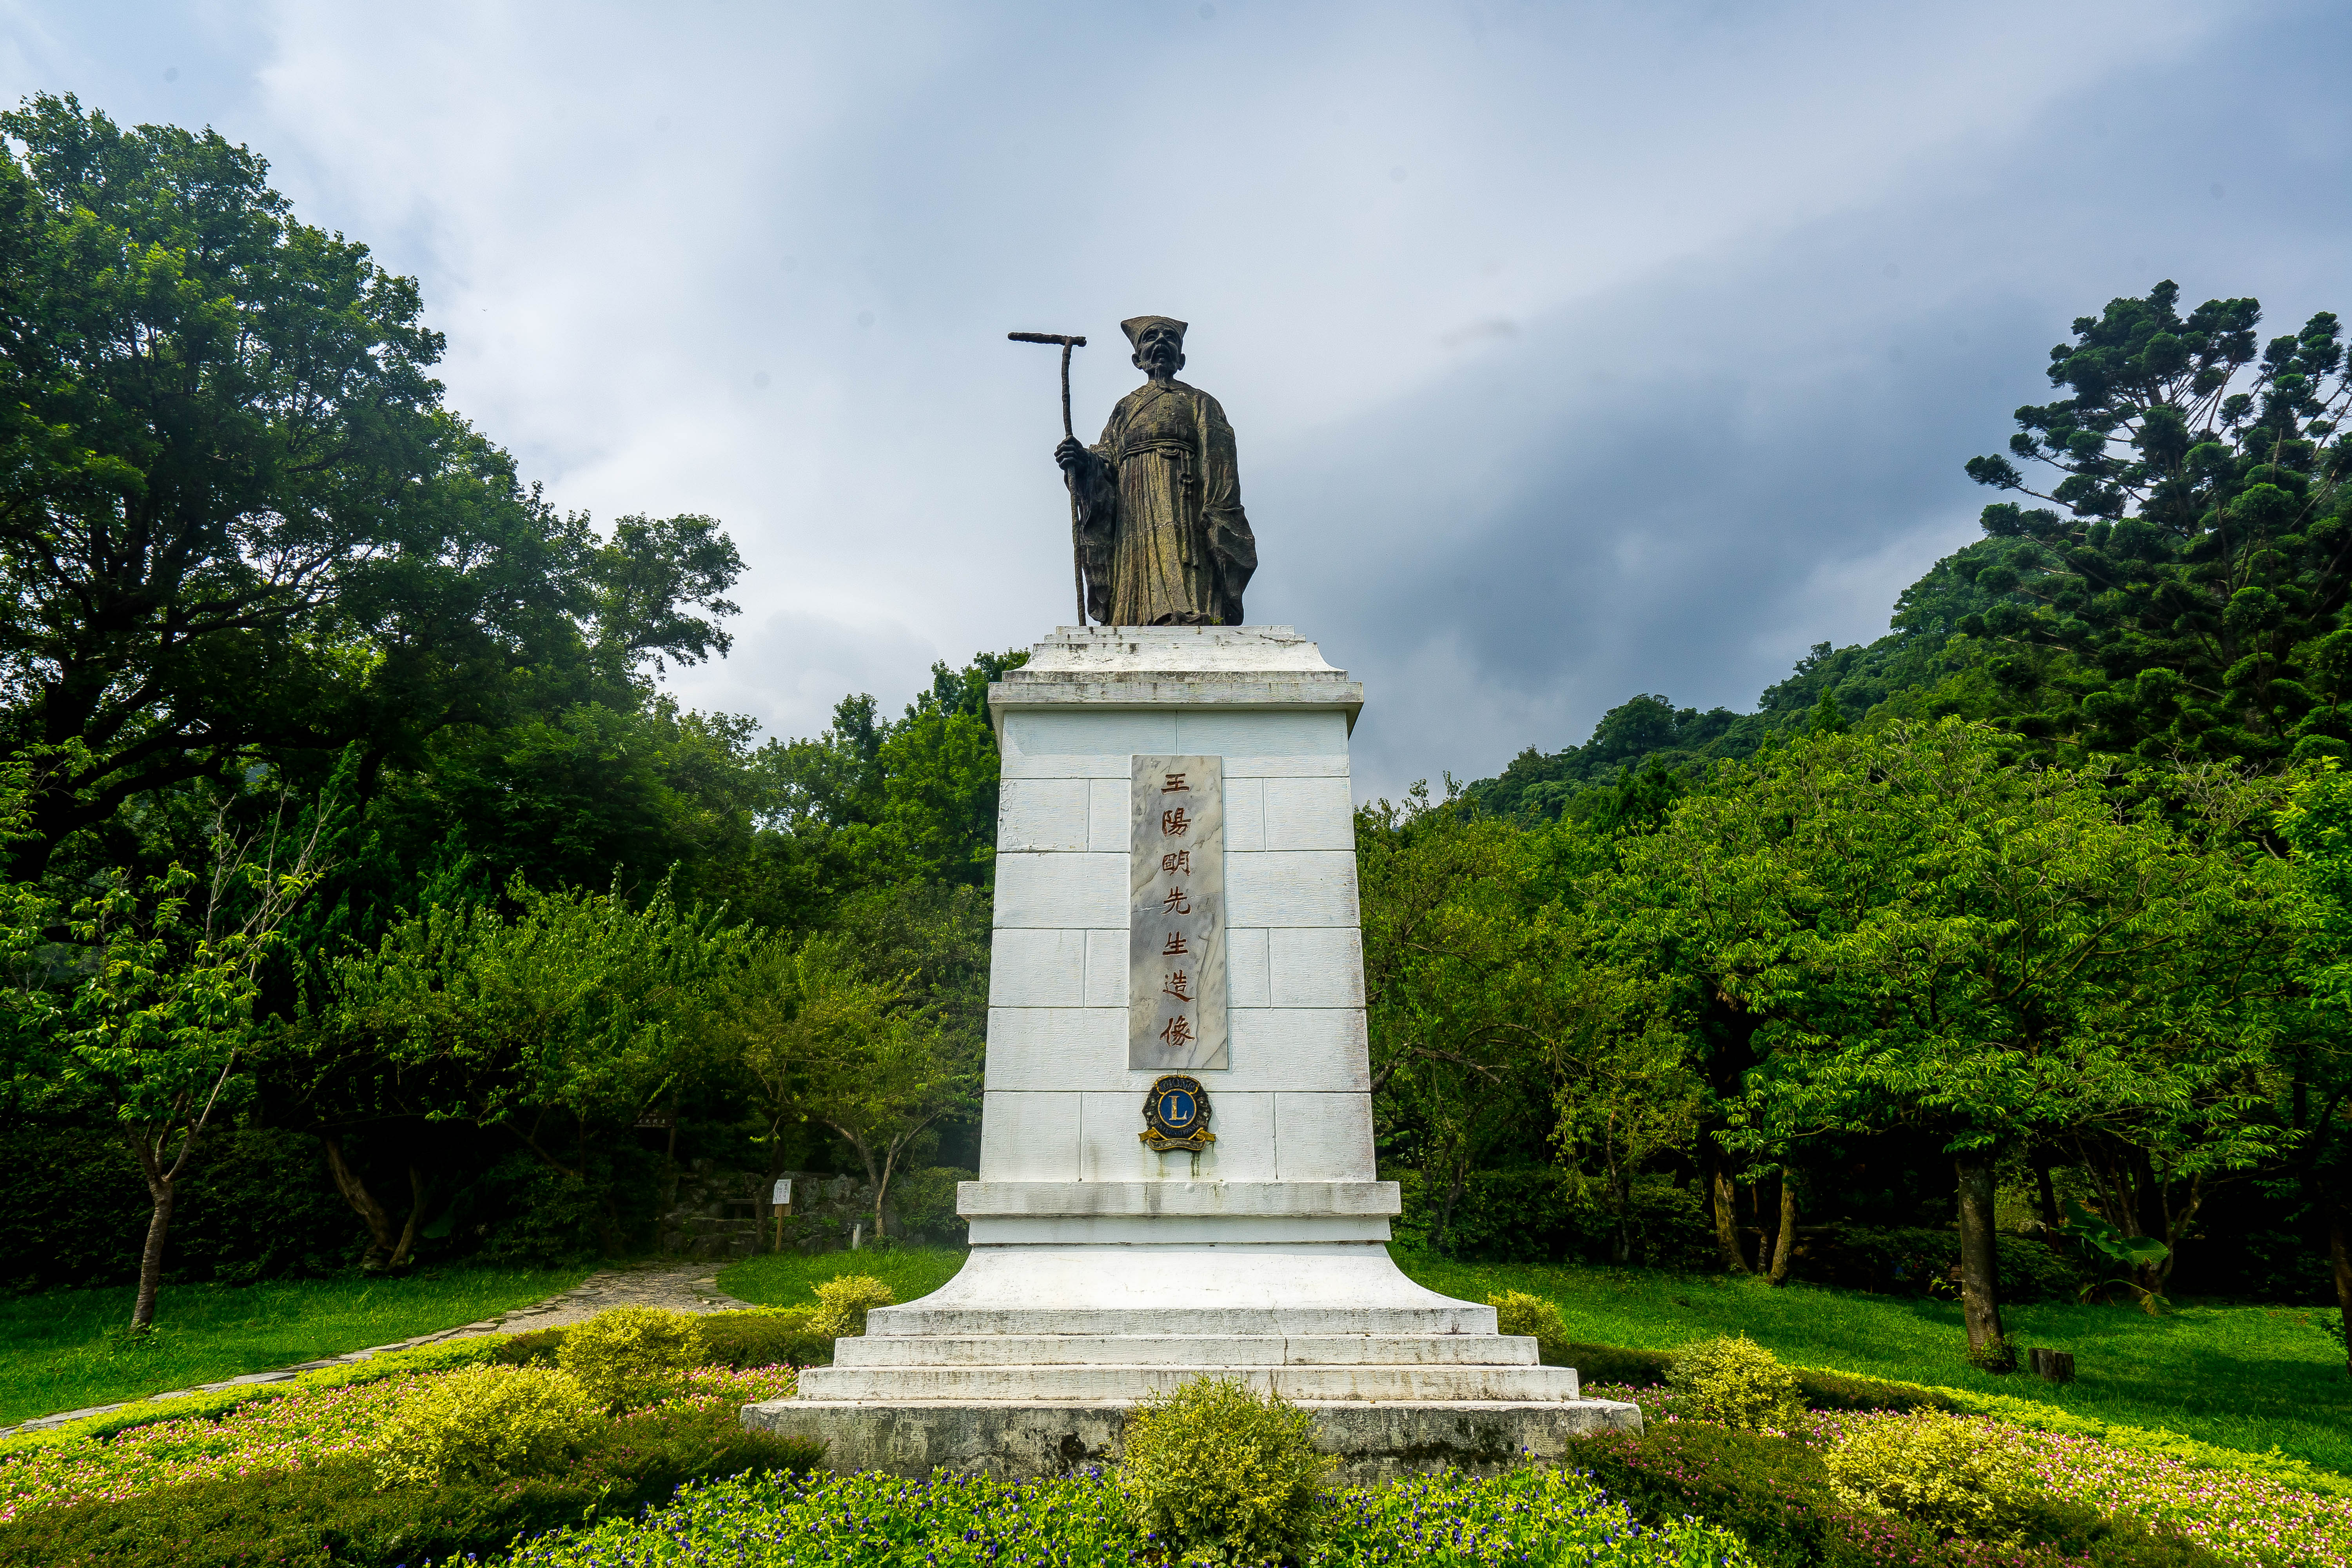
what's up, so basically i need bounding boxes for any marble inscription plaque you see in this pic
[1130,755,1227,1070]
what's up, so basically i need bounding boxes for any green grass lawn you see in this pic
[1399,1255,2351,1475]
[0,1265,592,1426]
[717,1247,969,1312]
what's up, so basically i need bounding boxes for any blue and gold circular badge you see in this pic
[1140,1074,1215,1153]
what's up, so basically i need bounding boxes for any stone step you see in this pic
[871,1305,1493,1338]
[831,1333,1539,1368]
[795,1362,1583,1403]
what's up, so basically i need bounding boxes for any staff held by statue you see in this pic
[1007,330,1089,623]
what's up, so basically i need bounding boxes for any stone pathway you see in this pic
[2,1261,757,1437]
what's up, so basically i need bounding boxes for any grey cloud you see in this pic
[4,0,2344,793]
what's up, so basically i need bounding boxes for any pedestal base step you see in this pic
[834,1333,1539,1367]
[744,1397,1642,1484]
[797,1361,1580,1402]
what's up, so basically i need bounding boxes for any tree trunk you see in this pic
[1767,1172,1798,1287]
[131,1168,174,1334]
[873,1145,897,1245]
[2033,1153,2060,1233]
[1610,1163,1635,1267]
[762,1128,788,1254]
[322,1135,402,1270]
[1955,1151,2006,1351]
[391,1164,425,1269]
[1707,1157,1749,1272]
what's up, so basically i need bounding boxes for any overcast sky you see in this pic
[6,2,2348,797]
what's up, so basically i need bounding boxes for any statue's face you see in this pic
[1132,325,1185,378]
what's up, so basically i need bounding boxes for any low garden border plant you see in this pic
[1568,1418,2231,1568]
[0,1400,821,1567]
[1591,1383,2352,1568]
[432,1461,1759,1568]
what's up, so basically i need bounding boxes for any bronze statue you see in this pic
[1053,317,1258,626]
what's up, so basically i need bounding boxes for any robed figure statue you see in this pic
[1054,316,1258,626]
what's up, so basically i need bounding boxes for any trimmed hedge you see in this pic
[495,1307,835,1372]
[0,1402,824,1567]
[1566,1420,2226,1568]
[1557,1341,1962,1414]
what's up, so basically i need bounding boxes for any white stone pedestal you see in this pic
[745,626,1638,1476]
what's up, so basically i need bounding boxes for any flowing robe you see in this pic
[1067,379,1258,626]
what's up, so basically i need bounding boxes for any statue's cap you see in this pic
[1120,316,1189,347]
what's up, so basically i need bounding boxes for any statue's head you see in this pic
[1122,315,1187,378]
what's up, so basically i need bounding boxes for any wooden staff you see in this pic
[1009,331,1088,623]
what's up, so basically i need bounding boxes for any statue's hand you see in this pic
[1054,437,1087,472]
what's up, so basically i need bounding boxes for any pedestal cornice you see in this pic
[987,626,1363,739]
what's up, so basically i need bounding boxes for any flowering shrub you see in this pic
[372,1364,598,1486]
[1996,1418,2352,1568]
[0,1363,794,1525]
[1121,1377,1336,1564]
[459,1461,1753,1568]
[1586,1385,2352,1568]
[555,1306,708,1410]
[1316,1465,1751,1567]
[0,1335,508,1459]
[809,1274,895,1337]
[1827,1412,2034,1541]
[1668,1334,1802,1431]
[0,1396,819,1568]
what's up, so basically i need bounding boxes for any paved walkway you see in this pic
[4,1261,758,1437]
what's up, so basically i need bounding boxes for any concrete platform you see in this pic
[742,1397,1643,1484]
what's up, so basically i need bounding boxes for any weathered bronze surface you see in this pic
[1053,317,1258,626]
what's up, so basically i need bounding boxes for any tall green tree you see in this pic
[715,932,978,1244]
[2273,767,2352,1370]
[0,94,740,878]
[5,771,326,1329]
[294,878,747,1194]
[743,651,1025,922]
[1612,721,2293,1346]
[1939,281,2352,764]
[1357,785,1550,1252]
[1358,783,1687,1258]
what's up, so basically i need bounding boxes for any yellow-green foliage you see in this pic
[1120,1377,1338,1566]
[556,1307,709,1410]
[372,1363,597,1487]
[1486,1290,1570,1365]
[1666,1333,1801,1430]
[810,1275,895,1338]
[1827,1412,2036,1541]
